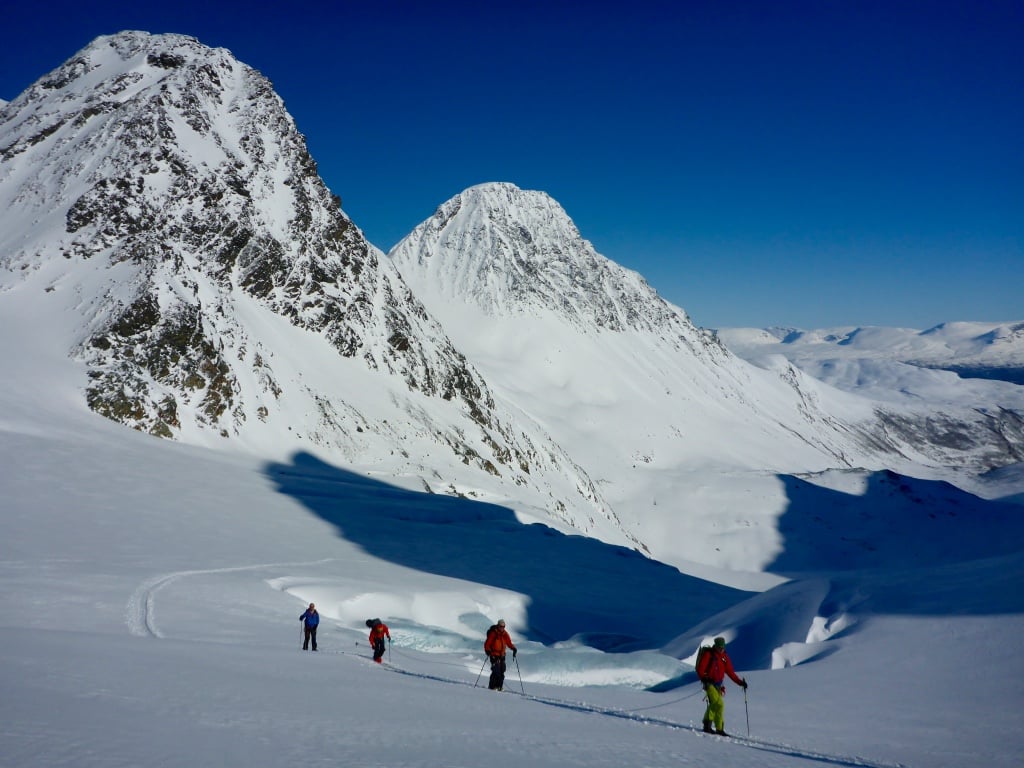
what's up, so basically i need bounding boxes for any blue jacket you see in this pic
[300,609,320,628]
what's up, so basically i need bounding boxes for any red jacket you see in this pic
[484,625,516,657]
[368,622,390,644]
[697,647,744,687]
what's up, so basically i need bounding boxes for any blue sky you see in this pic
[2,1,1020,329]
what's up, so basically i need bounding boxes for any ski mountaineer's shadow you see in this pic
[266,451,746,653]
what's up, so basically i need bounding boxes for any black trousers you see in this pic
[373,638,386,661]
[488,655,507,689]
[303,626,318,650]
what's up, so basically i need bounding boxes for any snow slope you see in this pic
[3,364,1024,767]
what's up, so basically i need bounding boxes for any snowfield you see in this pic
[3,314,1024,767]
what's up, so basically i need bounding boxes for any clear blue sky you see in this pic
[2,1,1021,329]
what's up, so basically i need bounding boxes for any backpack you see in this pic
[365,618,381,629]
[484,625,499,654]
[695,645,713,678]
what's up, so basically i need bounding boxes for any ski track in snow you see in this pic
[335,647,905,768]
[125,559,337,638]
[127,563,903,768]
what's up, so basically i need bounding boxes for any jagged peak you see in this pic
[0,33,502,459]
[0,29,314,266]
[6,32,240,110]
[429,181,585,248]
[450,181,571,215]
[391,182,694,336]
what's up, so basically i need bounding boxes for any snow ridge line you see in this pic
[332,649,905,768]
[124,559,337,638]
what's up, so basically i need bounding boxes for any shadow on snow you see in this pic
[765,469,1024,618]
[266,451,746,652]
[657,469,1024,682]
[770,470,1024,576]
[267,454,1024,680]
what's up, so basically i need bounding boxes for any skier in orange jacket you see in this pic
[366,618,391,663]
[483,619,517,690]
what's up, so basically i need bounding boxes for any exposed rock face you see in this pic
[2,32,492,432]
[0,33,617,533]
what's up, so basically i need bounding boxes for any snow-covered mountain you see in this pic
[719,322,1024,385]
[389,182,1024,567]
[718,323,1024,487]
[1,31,460,430]
[0,31,620,534]
[386,181,700,336]
[2,33,1021,571]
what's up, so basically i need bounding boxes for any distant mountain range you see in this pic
[2,32,1022,569]
[719,322,1024,386]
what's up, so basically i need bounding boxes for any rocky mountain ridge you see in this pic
[2,32,1021,565]
[0,31,623,538]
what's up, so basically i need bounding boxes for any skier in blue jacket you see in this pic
[299,603,320,651]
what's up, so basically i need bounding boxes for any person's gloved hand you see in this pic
[741,678,748,689]
[512,648,517,658]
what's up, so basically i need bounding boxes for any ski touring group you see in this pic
[296,609,749,737]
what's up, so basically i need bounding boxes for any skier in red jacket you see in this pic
[367,618,391,663]
[696,636,747,736]
[483,619,517,690]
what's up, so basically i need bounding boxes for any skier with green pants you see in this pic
[696,636,747,736]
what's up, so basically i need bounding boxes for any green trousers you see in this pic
[703,684,726,731]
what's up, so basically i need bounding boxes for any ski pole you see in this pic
[474,657,488,688]
[514,654,525,695]
[744,686,750,737]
